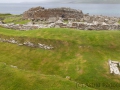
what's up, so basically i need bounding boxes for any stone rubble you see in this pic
[0,23,39,30]
[108,60,120,75]
[1,19,120,30]
[10,65,17,68]
[0,38,54,50]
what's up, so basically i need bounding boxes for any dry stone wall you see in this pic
[22,6,83,20]
[1,19,120,30]
[82,15,119,24]
[0,23,39,30]
[0,37,54,50]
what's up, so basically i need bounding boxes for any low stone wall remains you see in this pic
[0,37,54,50]
[1,20,120,30]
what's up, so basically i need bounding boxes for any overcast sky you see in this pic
[0,0,53,3]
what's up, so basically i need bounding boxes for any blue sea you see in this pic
[0,3,120,17]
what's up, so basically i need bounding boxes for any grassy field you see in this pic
[0,13,12,21]
[0,62,94,90]
[0,27,120,90]
[0,13,30,24]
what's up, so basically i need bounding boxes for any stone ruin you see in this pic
[21,6,120,30]
[0,6,120,30]
[22,6,120,25]
[108,60,120,75]
[22,6,83,21]
[0,23,39,30]
[0,37,54,50]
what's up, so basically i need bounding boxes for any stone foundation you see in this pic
[0,21,120,30]
[0,37,54,50]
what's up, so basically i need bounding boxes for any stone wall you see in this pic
[22,6,83,20]
[0,23,39,30]
[1,20,120,30]
[54,21,120,30]
[0,37,54,50]
[82,15,119,24]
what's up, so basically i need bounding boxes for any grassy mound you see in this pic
[0,27,120,90]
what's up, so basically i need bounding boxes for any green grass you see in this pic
[0,13,30,24]
[0,27,120,90]
[63,20,68,23]
[0,13,12,21]
[118,20,120,24]
[0,62,93,90]
[3,15,30,24]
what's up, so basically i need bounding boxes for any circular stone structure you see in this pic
[22,6,83,20]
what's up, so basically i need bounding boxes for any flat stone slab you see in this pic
[108,60,120,75]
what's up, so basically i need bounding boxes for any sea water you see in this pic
[0,3,120,17]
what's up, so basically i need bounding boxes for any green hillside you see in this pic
[0,27,120,90]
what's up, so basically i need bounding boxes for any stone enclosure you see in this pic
[22,6,83,20]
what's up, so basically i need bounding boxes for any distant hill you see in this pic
[51,0,120,3]
[21,0,120,4]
